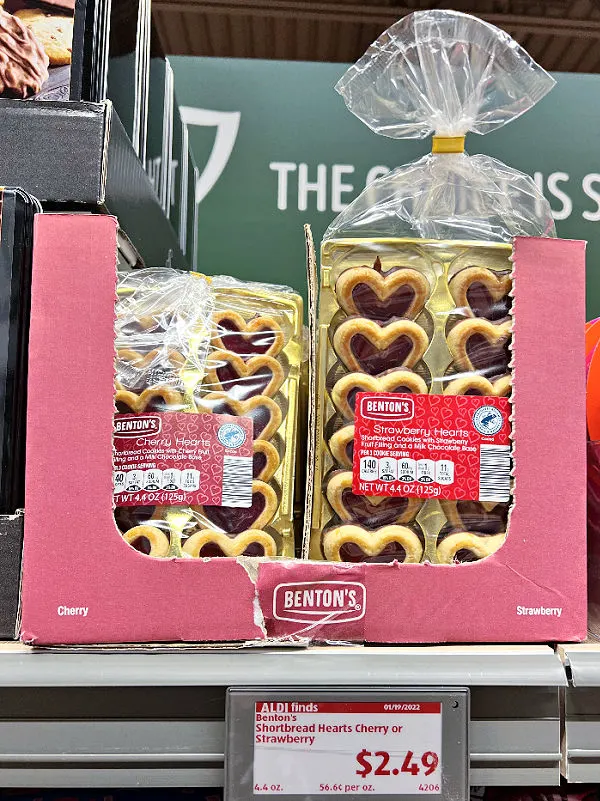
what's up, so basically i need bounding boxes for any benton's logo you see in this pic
[114,415,162,438]
[273,581,366,624]
[359,394,414,422]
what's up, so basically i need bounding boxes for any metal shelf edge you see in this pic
[0,643,566,688]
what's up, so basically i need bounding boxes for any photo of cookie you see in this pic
[15,7,72,66]
[0,6,48,97]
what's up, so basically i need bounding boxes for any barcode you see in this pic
[221,455,253,508]
[479,444,511,502]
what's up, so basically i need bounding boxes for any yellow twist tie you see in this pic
[432,135,465,154]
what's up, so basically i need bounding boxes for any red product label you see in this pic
[113,412,253,508]
[353,392,511,501]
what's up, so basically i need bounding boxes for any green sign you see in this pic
[171,57,600,318]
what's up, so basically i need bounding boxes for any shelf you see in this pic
[559,643,600,782]
[0,99,186,270]
[0,642,566,687]
[0,643,566,788]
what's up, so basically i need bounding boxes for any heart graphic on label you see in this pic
[205,351,284,400]
[331,369,428,420]
[329,424,355,469]
[321,524,424,563]
[212,311,284,358]
[444,374,511,397]
[123,525,170,557]
[436,531,505,564]
[326,471,422,526]
[333,318,429,376]
[447,318,512,378]
[183,529,278,558]
[335,258,429,321]
[450,266,512,321]
[197,393,282,441]
[196,479,277,533]
[115,386,186,414]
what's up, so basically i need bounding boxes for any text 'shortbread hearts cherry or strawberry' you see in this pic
[447,318,512,379]
[182,529,278,558]
[321,524,424,563]
[450,266,512,321]
[326,471,422,526]
[205,352,284,400]
[196,480,277,534]
[331,369,428,420]
[212,311,284,358]
[196,393,282,441]
[436,531,505,564]
[333,318,429,376]
[443,374,511,397]
[335,257,429,321]
[329,424,355,469]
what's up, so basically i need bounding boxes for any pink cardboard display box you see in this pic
[20,214,587,645]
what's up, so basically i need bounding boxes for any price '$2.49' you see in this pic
[356,749,440,791]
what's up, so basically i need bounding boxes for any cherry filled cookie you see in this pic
[114,270,302,560]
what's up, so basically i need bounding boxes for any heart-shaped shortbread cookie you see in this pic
[196,392,282,441]
[115,348,185,393]
[322,524,423,563]
[335,257,429,321]
[333,318,429,376]
[326,471,422,526]
[440,500,509,535]
[253,440,280,481]
[332,369,428,420]
[183,529,278,558]
[205,351,284,400]
[115,386,186,414]
[329,425,355,469]
[450,266,512,321]
[212,311,284,358]
[436,531,505,564]
[195,479,278,533]
[447,318,512,378]
[443,374,511,397]
[123,525,170,557]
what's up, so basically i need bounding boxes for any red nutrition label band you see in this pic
[352,392,511,502]
[113,411,253,508]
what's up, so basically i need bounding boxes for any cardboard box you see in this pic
[0,511,24,639]
[20,216,587,644]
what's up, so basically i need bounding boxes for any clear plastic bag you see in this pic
[310,10,552,565]
[327,9,556,243]
[114,271,303,560]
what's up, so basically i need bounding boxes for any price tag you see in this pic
[254,701,441,795]
[226,689,468,801]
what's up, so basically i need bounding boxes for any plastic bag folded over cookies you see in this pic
[114,269,303,560]
[309,10,555,565]
[330,9,556,243]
